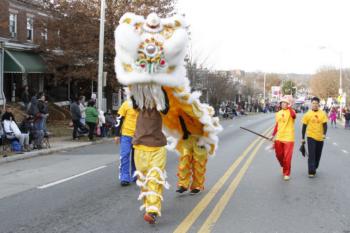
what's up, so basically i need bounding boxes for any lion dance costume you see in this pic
[115,12,222,224]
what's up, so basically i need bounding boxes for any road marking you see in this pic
[333,142,338,146]
[173,127,273,233]
[342,149,349,154]
[229,124,235,128]
[198,138,266,233]
[37,165,107,189]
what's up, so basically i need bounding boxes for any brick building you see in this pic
[0,0,50,105]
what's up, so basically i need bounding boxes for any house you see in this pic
[0,0,50,105]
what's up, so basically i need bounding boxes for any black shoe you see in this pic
[176,186,188,193]
[120,181,130,186]
[190,189,201,195]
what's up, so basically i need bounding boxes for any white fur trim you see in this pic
[146,167,167,180]
[115,13,188,87]
[164,83,223,156]
[136,177,170,189]
[138,191,163,201]
[115,61,187,87]
[133,170,145,180]
[119,12,145,26]
[146,206,161,216]
[140,205,162,217]
[140,204,145,211]
[134,168,170,189]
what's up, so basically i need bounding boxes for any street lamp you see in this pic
[263,72,266,106]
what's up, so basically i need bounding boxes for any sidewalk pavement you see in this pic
[0,137,114,165]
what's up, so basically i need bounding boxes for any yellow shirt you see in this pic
[275,109,295,142]
[302,110,328,141]
[118,101,138,137]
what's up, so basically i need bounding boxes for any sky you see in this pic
[176,0,350,74]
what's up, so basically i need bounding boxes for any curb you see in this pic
[0,138,114,165]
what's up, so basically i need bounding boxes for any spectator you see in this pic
[27,96,39,117]
[37,93,49,134]
[344,108,350,129]
[98,110,106,137]
[85,100,98,141]
[70,97,82,140]
[2,106,30,151]
[219,107,225,119]
[105,110,116,136]
[27,96,43,134]
[19,115,44,150]
[79,96,86,126]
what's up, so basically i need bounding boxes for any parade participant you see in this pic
[115,100,138,186]
[271,96,296,181]
[130,88,169,224]
[175,116,208,195]
[302,97,328,178]
[115,12,221,224]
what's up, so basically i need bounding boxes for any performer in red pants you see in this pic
[271,96,296,181]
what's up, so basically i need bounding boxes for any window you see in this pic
[9,13,17,38]
[27,17,34,41]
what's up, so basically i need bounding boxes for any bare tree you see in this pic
[310,66,339,99]
[36,0,175,104]
[205,71,237,109]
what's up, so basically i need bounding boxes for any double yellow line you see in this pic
[174,127,274,233]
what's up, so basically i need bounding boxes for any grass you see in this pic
[47,120,72,138]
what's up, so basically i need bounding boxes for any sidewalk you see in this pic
[0,137,114,165]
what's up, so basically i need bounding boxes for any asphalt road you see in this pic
[1,113,349,233]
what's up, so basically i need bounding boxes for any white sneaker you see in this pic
[283,176,290,181]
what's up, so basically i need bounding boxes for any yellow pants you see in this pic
[176,136,208,190]
[134,147,168,216]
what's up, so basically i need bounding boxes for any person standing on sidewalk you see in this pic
[343,108,350,129]
[329,107,337,128]
[302,97,328,178]
[70,97,82,140]
[85,100,98,141]
[271,96,296,181]
[79,96,86,126]
[37,93,49,134]
[115,100,138,186]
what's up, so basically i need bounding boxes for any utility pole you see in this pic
[97,0,106,110]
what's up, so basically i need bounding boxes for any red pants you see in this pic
[274,141,294,176]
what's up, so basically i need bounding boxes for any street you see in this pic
[1,114,350,233]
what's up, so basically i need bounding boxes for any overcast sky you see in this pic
[176,0,350,74]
